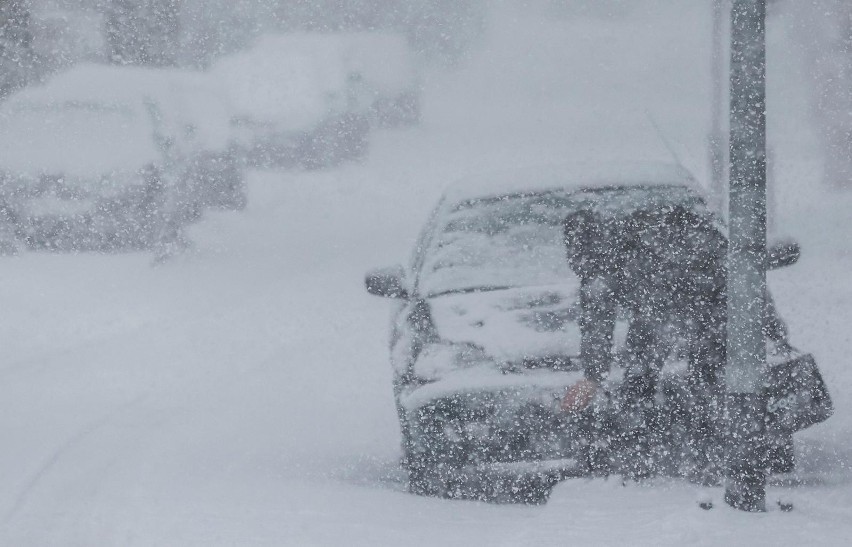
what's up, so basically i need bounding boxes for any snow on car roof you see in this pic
[15,63,194,108]
[210,33,351,131]
[6,63,231,151]
[442,161,703,205]
[0,65,162,177]
[0,63,234,177]
[0,100,160,178]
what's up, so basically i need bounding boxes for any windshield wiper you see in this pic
[427,285,515,298]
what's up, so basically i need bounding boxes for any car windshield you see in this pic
[419,184,712,297]
[0,102,160,179]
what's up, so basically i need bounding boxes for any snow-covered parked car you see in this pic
[365,162,831,502]
[211,33,371,169]
[0,64,245,252]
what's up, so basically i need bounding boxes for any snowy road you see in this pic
[2,2,851,545]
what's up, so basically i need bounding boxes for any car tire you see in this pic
[404,448,445,497]
[402,421,449,497]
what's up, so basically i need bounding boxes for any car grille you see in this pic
[408,392,582,467]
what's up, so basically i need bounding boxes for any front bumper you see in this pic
[401,370,586,471]
[12,194,160,252]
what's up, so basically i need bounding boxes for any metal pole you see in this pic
[710,0,726,211]
[725,0,768,512]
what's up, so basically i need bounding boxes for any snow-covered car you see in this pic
[211,33,371,169]
[365,162,830,501]
[0,64,245,252]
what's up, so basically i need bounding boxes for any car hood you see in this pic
[428,283,586,363]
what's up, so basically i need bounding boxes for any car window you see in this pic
[418,184,714,297]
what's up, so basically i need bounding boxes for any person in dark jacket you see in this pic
[561,203,794,479]
[561,204,731,477]
[561,205,734,405]
[560,207,675,411]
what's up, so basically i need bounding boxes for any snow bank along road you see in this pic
[1,2,851,545]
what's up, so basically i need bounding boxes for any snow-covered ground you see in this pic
[2,2,851,545]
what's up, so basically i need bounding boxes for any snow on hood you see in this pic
[428,283,583,363]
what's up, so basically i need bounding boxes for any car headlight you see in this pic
[414,342,496,380]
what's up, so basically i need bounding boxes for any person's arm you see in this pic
[562,275,617,412]
[562,211,615,412]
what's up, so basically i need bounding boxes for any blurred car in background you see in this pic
[0,63,245,253]
[365,162,829,502]
[211,33,371,169]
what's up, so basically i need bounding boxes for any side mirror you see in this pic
[767,240,800,270]
[365,266,409,299]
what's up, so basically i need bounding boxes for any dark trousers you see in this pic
[579,275,668,390]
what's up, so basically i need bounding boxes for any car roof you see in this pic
[441,161,704,205]
[0,63,231,172]
[211,32,350,129]
[11,63,186,105]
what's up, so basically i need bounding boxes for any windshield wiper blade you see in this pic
[427,285,515,298]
